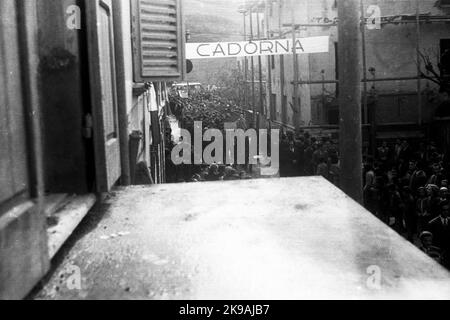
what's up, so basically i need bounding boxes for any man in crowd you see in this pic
[419,231,442,264]
[236,113,248,131]
[429,201,450,267]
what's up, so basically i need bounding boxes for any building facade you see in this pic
[259,0,450,131]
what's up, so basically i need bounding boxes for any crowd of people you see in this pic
[179,164,254,183]
[363,139,450,268]
[279,130,341,186]
[169,91,250,133]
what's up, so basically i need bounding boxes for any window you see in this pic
[328,107,339,125]
[440,39,450,78]
[131,0,186,82]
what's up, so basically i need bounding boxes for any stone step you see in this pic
[47,194,97,259]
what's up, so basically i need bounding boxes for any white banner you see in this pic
[186,36,329,60]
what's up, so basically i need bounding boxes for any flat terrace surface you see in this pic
[34,177,450,300]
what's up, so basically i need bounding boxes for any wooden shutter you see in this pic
[132,0,186,82]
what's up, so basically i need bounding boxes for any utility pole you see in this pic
[250,8,257,129]
[241,8,249,111]
[338,0,363,203]
[257,10,264,122]
[265,0,273,121]
[416,0,422,125]
[291,0,300,129]
[279,0,285,126]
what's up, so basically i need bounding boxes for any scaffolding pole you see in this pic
[291,0,300,129]
[279,0,286,125]
[360,0,368,126]
[338,0,363,203]
[416,0,423,125]
[257,10,264,123]
[282,16,450,29]
[249,9,257,128]
[265,0,273,120]
[292,75,430,85]
[360,0,376,157]
[243,11,249,110]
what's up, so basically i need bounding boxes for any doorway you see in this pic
[36,0,98,259]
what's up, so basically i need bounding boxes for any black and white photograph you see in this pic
[1,0,450,303]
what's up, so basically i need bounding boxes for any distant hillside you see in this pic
[183,0,244,27]
[183,0,245,85]
[186,14,242,42]
[184,0,244,42]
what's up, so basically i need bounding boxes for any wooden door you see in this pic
[0,0,49,299]
[86,0,122,192]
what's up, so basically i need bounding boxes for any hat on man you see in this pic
[419,231,433,242]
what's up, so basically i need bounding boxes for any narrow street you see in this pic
[3,0,450,302]
[32,178,450,300]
